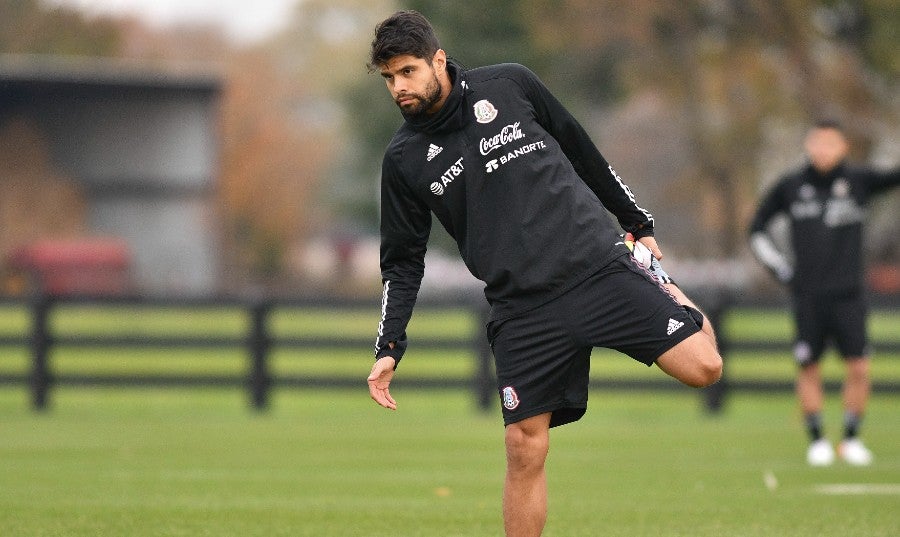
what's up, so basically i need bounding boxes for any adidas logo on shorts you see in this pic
[667,318,684,336]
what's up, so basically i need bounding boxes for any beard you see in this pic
[396,72,442,118]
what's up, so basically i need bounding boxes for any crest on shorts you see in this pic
[832,178,850,198]
[474,99,498,124]
[501,386,520,410]
[793,341,812,365]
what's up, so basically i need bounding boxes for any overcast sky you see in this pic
[43,0,302,43]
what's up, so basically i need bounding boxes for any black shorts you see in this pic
[487,255,701,428]
[792,292,869,366]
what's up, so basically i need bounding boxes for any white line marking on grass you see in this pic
[814,484,900,495]
[763,470,778,491]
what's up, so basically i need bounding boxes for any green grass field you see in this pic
[1,388,898,536]
[0,302,898,535]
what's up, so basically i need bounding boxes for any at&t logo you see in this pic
[430,157,464,196]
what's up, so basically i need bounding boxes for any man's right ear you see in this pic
[432,49,447,73]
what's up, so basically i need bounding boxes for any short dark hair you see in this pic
[368,10,440,72]
[813,118,844,132]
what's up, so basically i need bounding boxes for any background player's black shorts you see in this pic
[792,292,869,366]
[487,255,701,428]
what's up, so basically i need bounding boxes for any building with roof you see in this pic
[0,54,222,295]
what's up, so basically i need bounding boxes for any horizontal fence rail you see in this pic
[0,294,495,411]
[0,293,898,412]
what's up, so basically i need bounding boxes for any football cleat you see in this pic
[806,438,835,466]
[622,233,674,284]
[838,438,873,466]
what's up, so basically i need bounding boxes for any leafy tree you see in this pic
[341,0,898,261]
[404,0,542,70]
[0,0,121,56]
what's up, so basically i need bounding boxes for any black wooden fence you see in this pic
[0,294,496,411]
[0,293,898,412]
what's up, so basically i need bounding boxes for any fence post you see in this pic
[702,291,730,414]
[473,302,494,412]
[29,294,51,411]
[248,300,272,410]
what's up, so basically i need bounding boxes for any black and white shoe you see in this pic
[622,233,674,285]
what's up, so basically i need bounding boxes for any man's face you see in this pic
[379,54,443,117]
[804,127,849,173]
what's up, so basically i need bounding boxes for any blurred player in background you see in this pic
[749,120,899,466]
[365,10,722,537]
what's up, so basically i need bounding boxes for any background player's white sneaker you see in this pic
[807,439,835,466]
[839,438,873,466]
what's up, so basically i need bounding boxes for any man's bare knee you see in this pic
[505,414,550,473]
[656,334,722,388]
[696,349,724,387]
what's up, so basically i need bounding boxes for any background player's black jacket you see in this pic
[749,162,899,297]
[376,62,654,362]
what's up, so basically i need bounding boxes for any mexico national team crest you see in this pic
[832,178,850,198]
[473,99,498,124]
[501,386,520,410]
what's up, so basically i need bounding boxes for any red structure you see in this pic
[9,238,132,295]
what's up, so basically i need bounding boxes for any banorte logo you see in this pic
[480,122,525,156]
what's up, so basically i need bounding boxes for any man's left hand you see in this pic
[637,236,663,260]
[367,356,398,410]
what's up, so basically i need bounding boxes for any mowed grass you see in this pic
[0,388,898,537]
[0,301,898,535]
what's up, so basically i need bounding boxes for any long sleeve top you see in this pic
[376,62,655,363]
[749,161,900,296]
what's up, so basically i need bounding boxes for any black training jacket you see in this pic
[375,61,654,363]
[749,162,900,297]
